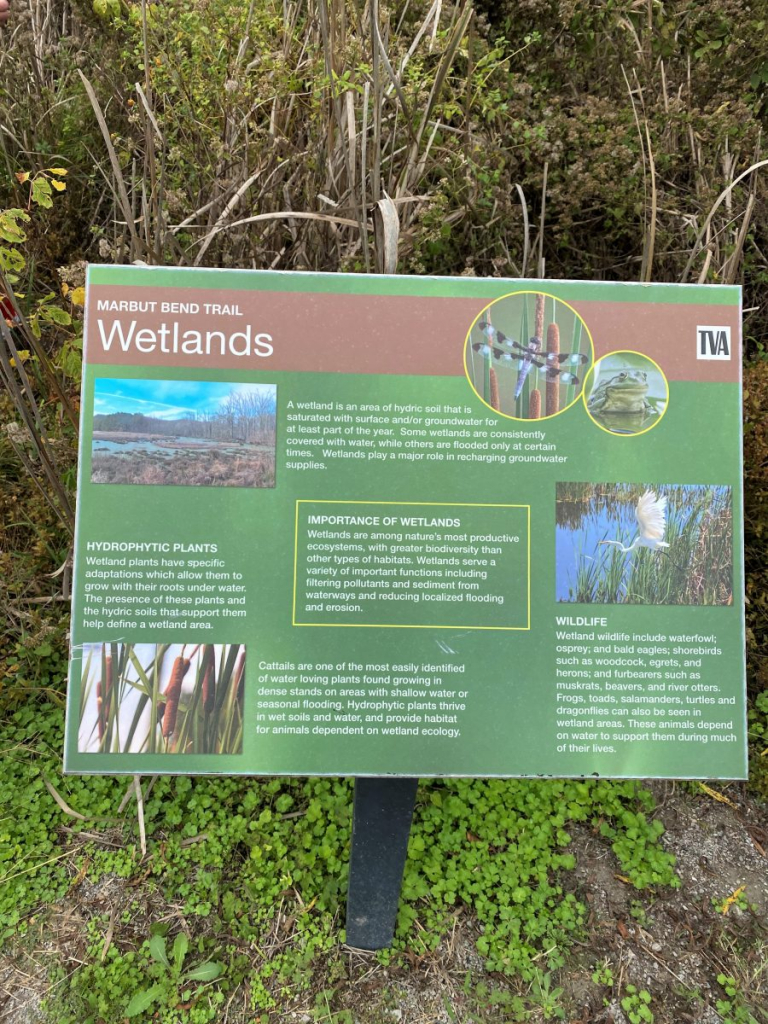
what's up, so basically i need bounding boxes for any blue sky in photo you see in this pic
[93,379,277,420]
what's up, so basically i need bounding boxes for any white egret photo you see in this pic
[583,351,668,435]
[78,642,245,754]
[556,483,733,605]
[91,378,276,487]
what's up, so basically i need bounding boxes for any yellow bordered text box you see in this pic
[293,500,530,630]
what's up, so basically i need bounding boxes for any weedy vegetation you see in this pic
[90,444,276,488]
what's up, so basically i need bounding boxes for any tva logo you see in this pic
[696,325,731,360]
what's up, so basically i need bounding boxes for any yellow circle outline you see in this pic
[463,290,596,422]
[581,349,669,437]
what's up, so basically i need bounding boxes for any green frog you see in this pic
[587,369,653,415]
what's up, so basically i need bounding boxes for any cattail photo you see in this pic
[77,642,246,754]
[465,292,593,420]
[91,379,276,487]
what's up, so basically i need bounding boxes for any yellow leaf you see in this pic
[9,350,30,367]
[15,171,30,184]
[51,180,67,192]
[61,283,70,297]
[698,782,737,808]
[46,167,68,176]
[70,287,86,307]
[721,886,746,914]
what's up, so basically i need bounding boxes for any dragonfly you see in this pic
[472,320,589,399]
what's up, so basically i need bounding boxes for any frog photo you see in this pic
[587,369,653,415]
[585,354,668,434]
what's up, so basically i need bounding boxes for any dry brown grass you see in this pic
[90,448,276,488]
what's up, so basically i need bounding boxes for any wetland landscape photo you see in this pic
[556,482,733,605]
[90,378,276,487]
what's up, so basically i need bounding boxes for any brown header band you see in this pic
[86,285,740,383]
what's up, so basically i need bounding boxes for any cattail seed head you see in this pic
[201,645,216,715]
[546,323,560,416]
[529,389,542,419]
[161,656,191,739]
[535,293,545,340]
[489,367,500,411]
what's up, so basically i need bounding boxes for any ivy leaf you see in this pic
[125,984,165,1017]
[93,0,120,17]
[185,961,223,982]
[58,340,83,381]
[0,247,26,274]
[40,305,72,326]
[30,178,53,209]
[0,210,30,244]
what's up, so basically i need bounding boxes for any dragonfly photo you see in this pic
[473,321,589,398]
[465,292,593,419]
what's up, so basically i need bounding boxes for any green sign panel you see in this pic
[65,267,747,779]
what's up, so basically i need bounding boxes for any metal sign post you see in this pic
[345,777,419,949]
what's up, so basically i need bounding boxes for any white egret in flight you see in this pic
[600,490,669,554]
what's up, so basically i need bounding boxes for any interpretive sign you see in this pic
[65,267,747,779]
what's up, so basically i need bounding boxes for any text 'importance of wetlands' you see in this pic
[293,501,530,629]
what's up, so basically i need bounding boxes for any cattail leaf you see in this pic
[126,649,153,696]
[373,192,399,274]
[216,645,240,712]
[79,647,94,719]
